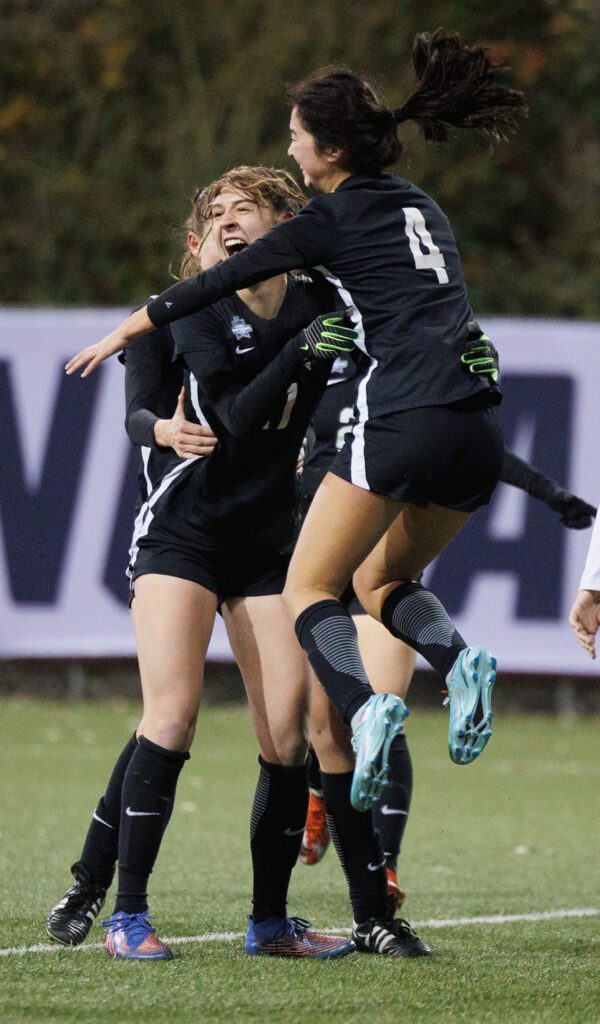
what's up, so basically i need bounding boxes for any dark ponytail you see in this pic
[397,29,528,144]
[287,29,527,176]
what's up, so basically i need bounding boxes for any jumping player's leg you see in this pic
[354,503,496,765]
[223,594,353,959]
[355,616,415,909]
[103,573,217,960]
[284,474,414,811]
[301,622,415,893]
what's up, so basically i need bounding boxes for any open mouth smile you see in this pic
[223,237,248,256]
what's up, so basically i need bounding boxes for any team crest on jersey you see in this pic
[230,315,253,341]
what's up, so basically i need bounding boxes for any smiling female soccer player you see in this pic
[66,31,529,816]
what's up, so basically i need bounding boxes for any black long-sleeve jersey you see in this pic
[164,271,340,537]
[148,174,500,428]
[121,322,198,502]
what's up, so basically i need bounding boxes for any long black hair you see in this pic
[287,29,528,175]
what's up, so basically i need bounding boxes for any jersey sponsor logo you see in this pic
[230,315,253,342]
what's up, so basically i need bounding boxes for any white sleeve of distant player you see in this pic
[579,510,600,591]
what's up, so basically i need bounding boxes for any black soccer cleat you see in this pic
[352,916,432,957]
[46,862,109,946]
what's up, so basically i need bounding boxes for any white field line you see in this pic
[1,907,598,958]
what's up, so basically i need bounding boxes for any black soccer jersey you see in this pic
[152,270,340,538]
[122,321,199,501]
[148,174,499,428]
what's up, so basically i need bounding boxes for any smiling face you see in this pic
[209,188,284,261]
[288,107,345,192]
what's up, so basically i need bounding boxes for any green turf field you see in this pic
[1,697,599,1024]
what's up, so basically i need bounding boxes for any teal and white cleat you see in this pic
[350,694,409,811]
[444,646,496,765]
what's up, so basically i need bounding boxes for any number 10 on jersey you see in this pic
[403,207,449,284]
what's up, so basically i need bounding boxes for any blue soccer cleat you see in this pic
[444,646,496,765]
[102,911,172,960]
[245,915,355,959]
[350,694,409,812]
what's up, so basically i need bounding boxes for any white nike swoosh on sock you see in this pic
[93,810,114,828]
[380,806,408,816]
[367,859,386,872]
[125,807,162,817]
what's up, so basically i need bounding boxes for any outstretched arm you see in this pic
[501,451,596,529]
[65,201,337,377]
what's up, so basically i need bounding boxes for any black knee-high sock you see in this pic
[320,771,388,925]
[250,757,309,924]
[381,581,466,681]
[77,733,138,887]
[115,736,189,915]
[295,600,373,725]
[373,734,412,872]
[308,747,323,794]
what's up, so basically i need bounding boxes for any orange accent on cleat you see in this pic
[102,912,172,960]
[298,791,330,866]
[386,866,406,912]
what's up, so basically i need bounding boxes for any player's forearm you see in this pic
[500,450,561,505]
[126,408,161,449]
[147,233,306,328]
[186,341,309,438]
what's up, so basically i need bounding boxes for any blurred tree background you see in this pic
[1,0,599,315]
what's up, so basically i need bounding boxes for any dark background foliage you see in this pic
[2,0,599,315]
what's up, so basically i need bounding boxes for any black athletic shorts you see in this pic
[130,515,298,606]
[332,393,504,512]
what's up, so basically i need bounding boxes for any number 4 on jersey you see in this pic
[403,207,449,284]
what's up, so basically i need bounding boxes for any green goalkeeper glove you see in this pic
[296,310,358,362]
[461,321,500,384]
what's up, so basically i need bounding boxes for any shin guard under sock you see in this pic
[78,732,138,887]
[115,736,189,914]
[295,600,373,725]
[250,757,309,923]
[373,733,412,871]
[381,581,466,681]
[320,770,387,925]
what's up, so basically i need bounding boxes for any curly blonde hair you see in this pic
[178,166,306,279]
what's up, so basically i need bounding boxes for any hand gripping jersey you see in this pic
[148,175,500,429]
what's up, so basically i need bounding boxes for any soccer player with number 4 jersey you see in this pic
[66,31,557,955]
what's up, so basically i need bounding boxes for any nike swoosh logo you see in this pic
[367,859,386,872]
[93,810,114,829]
[380,806,408,816]
[235,345,255,354]
[326,376,347,386]
[284,826,305,836]
[125,807,161,817]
